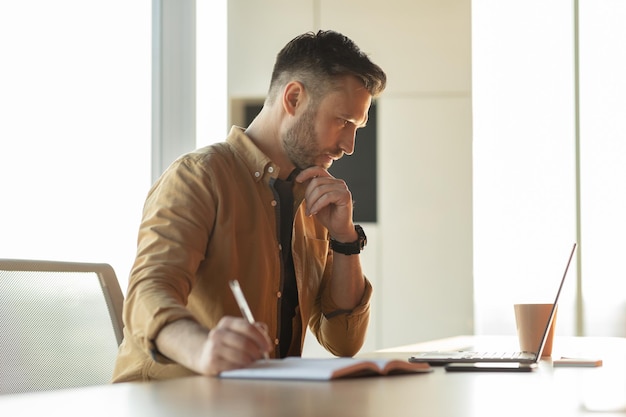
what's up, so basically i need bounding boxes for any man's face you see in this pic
[282,103,321,170]
[282,75,372,170]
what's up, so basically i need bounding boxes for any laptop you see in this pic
[409,243,577,366]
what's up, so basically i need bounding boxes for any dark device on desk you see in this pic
[409,243,577,367]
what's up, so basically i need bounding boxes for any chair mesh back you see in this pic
[0,268,120,394]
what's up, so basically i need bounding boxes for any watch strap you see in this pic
[329,225,366,255]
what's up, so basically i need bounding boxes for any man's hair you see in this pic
[266,30,387,105]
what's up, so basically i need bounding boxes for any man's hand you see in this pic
[155,316,272,376]
[295,166,364,310]
[295,166,358,243]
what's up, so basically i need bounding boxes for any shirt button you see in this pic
[278,243,282,251]
[274,338,280,346]
[254,171,261,178]
[268,166,274,173]
[277,291,282,298]
[271,200,277,207]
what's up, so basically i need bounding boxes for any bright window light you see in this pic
[472,0,577,335]
[473,0,626,337]
[196,0,228,146]
[0,1,151,292]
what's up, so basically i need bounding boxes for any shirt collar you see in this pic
[226,126,307,207]
[226,126,279,183]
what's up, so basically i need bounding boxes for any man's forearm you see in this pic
[155,318,209,372]
[329,253,366,310]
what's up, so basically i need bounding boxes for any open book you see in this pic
[219,357,432,381]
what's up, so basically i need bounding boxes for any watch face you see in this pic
[355,225,367,249]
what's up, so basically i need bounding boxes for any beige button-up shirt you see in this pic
[112,127,372,382]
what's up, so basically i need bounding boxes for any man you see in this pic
[112,30,386,382]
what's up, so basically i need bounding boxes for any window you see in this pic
[197,0,227,146]
[473,0,626,337]
[579,0,626,336]
[0,1,151,292]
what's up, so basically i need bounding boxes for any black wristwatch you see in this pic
[329,225,367,255]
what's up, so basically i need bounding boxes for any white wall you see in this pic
[227,0,473,353]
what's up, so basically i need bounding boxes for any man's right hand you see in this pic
[155,316,273,376]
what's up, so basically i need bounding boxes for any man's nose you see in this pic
[339,128,357,156]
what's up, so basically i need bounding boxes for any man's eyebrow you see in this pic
[341,113,368,128]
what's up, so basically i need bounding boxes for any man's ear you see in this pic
[282,81,306,116]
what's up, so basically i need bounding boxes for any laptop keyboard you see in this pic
[469,351,524,359]
[410,350,537,363]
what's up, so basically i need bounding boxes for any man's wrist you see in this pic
[329,225,367,255]
[330,229,358,243]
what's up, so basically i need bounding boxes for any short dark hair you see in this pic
[267,30,387,104]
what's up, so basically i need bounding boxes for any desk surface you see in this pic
[1,336,625,417]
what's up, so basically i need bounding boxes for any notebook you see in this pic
[409,243,577,365]
[219,357,432,381]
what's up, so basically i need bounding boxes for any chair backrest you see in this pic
[0,259,124,395]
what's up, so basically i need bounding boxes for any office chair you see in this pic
[0,259,124,394]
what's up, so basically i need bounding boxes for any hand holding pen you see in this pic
[229,280,271,360]
[152,292,272,377]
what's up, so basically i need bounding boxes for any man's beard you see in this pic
[282,105,321,170]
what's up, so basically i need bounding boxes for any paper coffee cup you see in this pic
[514,303,557,357]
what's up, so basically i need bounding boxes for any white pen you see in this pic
[228,279,270,360]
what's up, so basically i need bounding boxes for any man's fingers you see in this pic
[303,179,352,216]
[295,166,332,183]
[214,317,272,357]
[253,322,273,351]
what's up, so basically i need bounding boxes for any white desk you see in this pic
[1,336,624,417]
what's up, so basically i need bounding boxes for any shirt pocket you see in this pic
[301,235,329,284]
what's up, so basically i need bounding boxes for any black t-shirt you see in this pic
[272,170,299,357]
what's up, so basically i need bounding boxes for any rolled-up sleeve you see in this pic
[311,277,373,357]
[122,156,214,362]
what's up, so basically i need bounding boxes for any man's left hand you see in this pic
[296,166,357,242]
